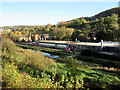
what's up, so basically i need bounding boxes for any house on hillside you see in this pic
[41,34,50,40]
[30,33,50,41]
[30,33,40,42]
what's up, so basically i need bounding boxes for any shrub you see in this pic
[2,37,16,55]
[2,63,47,88]
[22,49,51,70]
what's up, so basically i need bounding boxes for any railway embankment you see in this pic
[17,43,120,71]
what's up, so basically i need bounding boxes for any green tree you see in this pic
[51,27,74,40]
[67,18,87,29]
[82,24,91,41]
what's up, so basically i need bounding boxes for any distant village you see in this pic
[0,27,50,42]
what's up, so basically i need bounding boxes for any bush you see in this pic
[2,38,120,89]
[2,37,51,70]
[2,38,54,88]
[2,63,47,88]
[2,37,16,54]
[21,49,51,70]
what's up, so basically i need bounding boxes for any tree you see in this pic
[8,31,23,42]
[67,18,87,29]
[82,24,91,41]
[2,30,11,37]
[81,18,87,23]
[72,30,86,41]
[57,21,68,27]
[51,27,74,40]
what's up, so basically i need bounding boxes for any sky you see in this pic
[0,0,119,26]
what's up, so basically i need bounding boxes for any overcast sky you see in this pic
[0,0,119,26]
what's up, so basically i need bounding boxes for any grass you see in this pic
[2,38,120,89]
[16,44,62,53]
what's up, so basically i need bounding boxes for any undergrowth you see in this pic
[1,38,120,89]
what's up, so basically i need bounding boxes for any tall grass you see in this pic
[2,37,51,69]
[2,37,52,88]
[2,38,120,89]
